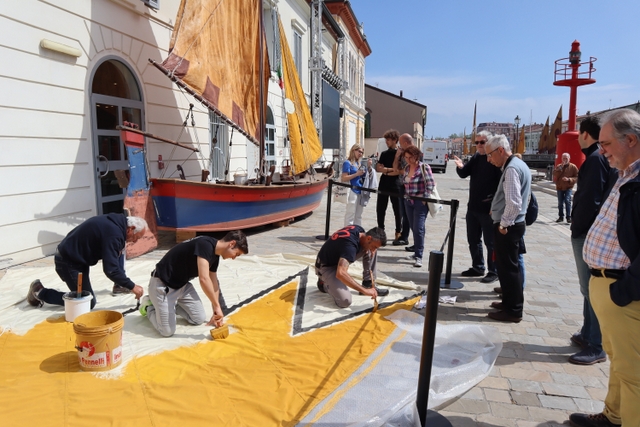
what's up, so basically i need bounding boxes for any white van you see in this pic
[421,140,448,173]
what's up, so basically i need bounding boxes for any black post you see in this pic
[441,199,463,290]
[416,250,452,427]
[317,179,333,241]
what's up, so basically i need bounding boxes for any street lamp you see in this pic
[514,115,521,153]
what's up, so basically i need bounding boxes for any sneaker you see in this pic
[568,412,620,427]
[360,280,390,297]
[404,245,415,252]
[556,217,564,223]
[392,238,409,246]
[461,267,484,277]
[139,295,153,317]
[406,254,417,261]
[317,279,327,293]
[569,346,607,365]
[27,279,44,308]
[112,284,132,295]
[570,331,588,349]
[413,258,423,268]
[480,272,499,283]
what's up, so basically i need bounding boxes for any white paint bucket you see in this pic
[234,168,248,185]
[63,291,92,322]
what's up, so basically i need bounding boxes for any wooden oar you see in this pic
[77,272,83,298]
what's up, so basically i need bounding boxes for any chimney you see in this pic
[400,90,403,97]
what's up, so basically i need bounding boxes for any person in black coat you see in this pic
[27,213,148,309]
[375,129,403,241]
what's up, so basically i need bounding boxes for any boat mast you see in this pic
[310,0,324,144]
[259,0,266,177]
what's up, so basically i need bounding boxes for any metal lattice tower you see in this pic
[310,0,324,144]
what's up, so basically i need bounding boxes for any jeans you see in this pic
[344,190,365,226]
[571,236,602,350]
[557,189,572,218]
[38,253,96,309]
[404,199,428,259]
[466,210,496,274]
[397,186,411,241]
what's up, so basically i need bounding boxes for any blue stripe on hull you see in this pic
[153,191,324,229]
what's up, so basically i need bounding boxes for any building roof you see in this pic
[365,84,426,109]
[324,0,371,57]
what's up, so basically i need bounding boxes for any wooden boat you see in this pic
[134,0,331,232]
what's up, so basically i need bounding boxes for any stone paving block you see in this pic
[462,386,485,401]
[539,394,577,410]
[515,348,555,363]
[573,397,605,413]
[510,390,541,407]
[443,397,491,415]
[527,406,571,423]
[508,334,546,345]
[562,363,608,378]
[437,411,478,426]
[542,382,590,399]
[477,376,510,390]
[501,367,552,382]
[485,388,512,403]
[531,361,564,373]
[476,414,517,426]
[525,328,550,337]
[586,386,608,401]
[489,401,530,420]
[550,372,585,386]
[509,379,543,393]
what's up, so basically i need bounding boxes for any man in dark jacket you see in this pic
[375,129,403,241]
[452,131,502,283]
[570,109,640,427]
[568,115,611,365]
[27,214,147,309]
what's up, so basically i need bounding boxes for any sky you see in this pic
[348,0,640,138]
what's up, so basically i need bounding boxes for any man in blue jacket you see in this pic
[570,109,640,427]
[568,115,611,366]
[27,213,147,309]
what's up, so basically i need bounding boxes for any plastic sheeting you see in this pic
[298,310,502,426]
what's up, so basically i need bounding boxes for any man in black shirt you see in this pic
[140,231,248,337]
[27,214,147,310]
[375,129,403,241]
[452,131,502,283]
[315,226,388,308]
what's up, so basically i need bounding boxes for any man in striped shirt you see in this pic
[569,109,640,427]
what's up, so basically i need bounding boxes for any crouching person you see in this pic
[140,231,248,337]
[315,226,389,308]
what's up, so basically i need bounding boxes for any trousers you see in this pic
[146,276,207,337]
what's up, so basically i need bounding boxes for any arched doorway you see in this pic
[90,58,144,214]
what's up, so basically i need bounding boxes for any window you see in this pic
[293,31,302,80]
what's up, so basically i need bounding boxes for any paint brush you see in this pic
[76,272,83,299]
[210,324,229,340]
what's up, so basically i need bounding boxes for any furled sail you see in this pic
[278,18,323,174]
[151,0,269,145]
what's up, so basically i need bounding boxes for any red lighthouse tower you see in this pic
[553,40,597,168]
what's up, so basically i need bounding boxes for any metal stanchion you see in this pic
[415,250,452,427]
[316,179,333,241]
[441,199,463,289]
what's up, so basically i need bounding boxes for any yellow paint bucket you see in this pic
[73,310,124,372]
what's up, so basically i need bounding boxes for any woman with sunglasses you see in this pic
[401,145,435,268]
[342,143,373,226]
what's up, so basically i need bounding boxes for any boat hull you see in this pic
[150,178,329,231]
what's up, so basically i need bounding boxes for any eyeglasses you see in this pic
[357,149,364,154]
[486,147,500,158]
[475,140,486,145]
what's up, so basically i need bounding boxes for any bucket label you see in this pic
[78,344,122,369]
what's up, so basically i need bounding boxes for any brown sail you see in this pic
[152,0,269,144]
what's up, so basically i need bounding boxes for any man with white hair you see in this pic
[553,152,578,223]
[27,213,148,309]
[570,109,640,427]
[485,135,531,323]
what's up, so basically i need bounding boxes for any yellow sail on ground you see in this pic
[278,19,323,174]
[155,0,269,144]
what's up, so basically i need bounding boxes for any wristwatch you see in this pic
[498,225,506,231]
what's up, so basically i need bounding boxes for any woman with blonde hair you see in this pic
[342,143,374,226]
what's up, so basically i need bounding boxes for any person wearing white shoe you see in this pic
[400,141,435,268]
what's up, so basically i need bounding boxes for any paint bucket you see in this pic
[233,168,247,185]
[62,291,92,322]
[73,310,124,372]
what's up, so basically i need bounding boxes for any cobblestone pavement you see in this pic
[3,167,602,426]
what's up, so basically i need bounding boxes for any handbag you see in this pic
[420,164,443,218]
[525,192,538,225]
[333,182,348,204]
